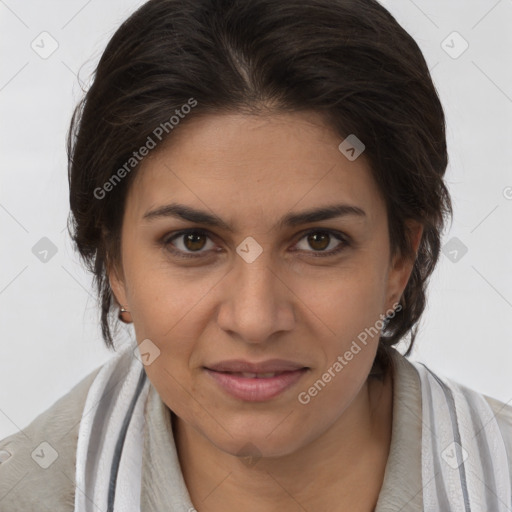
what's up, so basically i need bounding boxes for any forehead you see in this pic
[126,111,384,229]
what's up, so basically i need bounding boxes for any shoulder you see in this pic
[481,392,512,468]
[400,353,512,478]
[437,375,512,454]
[0,364,103,511]
[389,351,512,455]
[452,383,512,484]
[481,392,512,430]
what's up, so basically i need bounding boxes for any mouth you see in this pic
[215,371,294,378]
[203,367,309,402]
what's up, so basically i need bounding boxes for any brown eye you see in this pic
[294,230,348,256]
[307,232,330,251]
[182,232,207,251]
[163,230,215,258]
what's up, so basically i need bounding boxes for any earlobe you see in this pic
[108,267,133,324]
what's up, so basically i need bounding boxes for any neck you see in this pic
[173,366,394,512]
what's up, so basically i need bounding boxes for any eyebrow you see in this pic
[142,202,366,232]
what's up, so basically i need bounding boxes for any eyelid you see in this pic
[161,227,350,258]
[161,229,219,259]
[292,228,350,256]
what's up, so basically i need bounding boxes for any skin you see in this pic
[109,111,422,512]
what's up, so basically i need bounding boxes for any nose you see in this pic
[216,255,296,344]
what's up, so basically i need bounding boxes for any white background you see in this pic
[0,0,511,439]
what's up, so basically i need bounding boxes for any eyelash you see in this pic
[160,228,350,259]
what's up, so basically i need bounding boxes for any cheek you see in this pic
[305,260,387,328]
[122,254,217,376]
[121,244,200,331]
[296,261,389,384]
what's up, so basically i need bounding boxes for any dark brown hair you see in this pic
[67,0,452,375]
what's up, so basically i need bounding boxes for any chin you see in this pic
[203,416,311,460]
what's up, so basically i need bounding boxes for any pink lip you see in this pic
[204,368,309,402]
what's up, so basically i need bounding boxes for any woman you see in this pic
[0,0,510,511]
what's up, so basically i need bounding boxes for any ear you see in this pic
[106,253,128,310]
[385,220,423,311]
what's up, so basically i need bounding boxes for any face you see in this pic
[109,111,420,459]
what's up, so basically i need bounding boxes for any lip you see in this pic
[203,359,309,402]
[205,358,307,373]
